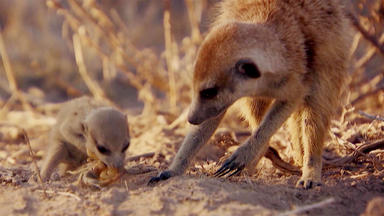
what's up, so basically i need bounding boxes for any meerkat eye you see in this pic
[200,87,219,100]
[236,59,260,79]
[97,145,111,155]
[121,142,130,153]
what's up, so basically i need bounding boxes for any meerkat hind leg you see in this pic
[287,112,304,167]
[296,102,328,189]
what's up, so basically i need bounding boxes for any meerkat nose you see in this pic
[109,159,124,170]
[188,111,203,125]
[188,116,201,125]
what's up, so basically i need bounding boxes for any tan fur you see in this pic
[150,0,350,189]
[41,96,130,181]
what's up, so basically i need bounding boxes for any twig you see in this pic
[347,13,384,56]
[358,110,384,122]
[126,152,155,162]
[265,138,384,175]
[278,198,335,216]
[22,129,47,198]
[36,190,82,201]
[328,139,384,166]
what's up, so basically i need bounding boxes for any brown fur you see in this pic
[150,0,350,189]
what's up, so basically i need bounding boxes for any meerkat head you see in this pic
[188,22,289,125]
[81,107,130,170]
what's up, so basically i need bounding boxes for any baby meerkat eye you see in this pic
[200,87,219,100]
[236,59,260,79]
[97,146,111,155]
[121,142,130,153]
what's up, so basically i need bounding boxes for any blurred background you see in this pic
[0,0,383,117]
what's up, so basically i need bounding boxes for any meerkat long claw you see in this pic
[214,164,229,177]
[216,168,233,177]
[148,170,173,185]
[214,156,245,178]
[214,158,234,177]
[228,167,243,177]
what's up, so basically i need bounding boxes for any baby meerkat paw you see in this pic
[214,145,254,178]
[148,170,175,185]
[296,177,322,189]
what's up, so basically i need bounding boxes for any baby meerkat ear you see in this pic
[81,122,88,134]
[235,59,260,79]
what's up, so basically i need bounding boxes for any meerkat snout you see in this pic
[82,107,130,170]
[187,57,264,125]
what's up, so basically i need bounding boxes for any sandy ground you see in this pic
[1,109,384,216]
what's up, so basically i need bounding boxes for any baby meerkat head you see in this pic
[81,107,130,170]
[188,22,288,125]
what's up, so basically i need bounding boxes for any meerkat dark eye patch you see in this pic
[235,59,260,79]
[200,87,219,100]
[121,142,130,153]
[97,145,111,155]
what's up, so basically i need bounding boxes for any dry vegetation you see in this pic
[0,0,383,215]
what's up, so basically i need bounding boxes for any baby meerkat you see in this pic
[150,0,351,189]
[41,96,130,181]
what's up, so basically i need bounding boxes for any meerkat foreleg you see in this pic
[148,112,225,184]
[296,99,330,189]
[215,100,298,177]
[41,141,68,181]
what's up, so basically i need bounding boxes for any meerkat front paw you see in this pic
[148,170,175,185]
[296,176,322,189]
[214,145,254,178]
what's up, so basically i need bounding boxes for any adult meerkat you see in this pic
[150,0,350,189]
[41,96,130,181]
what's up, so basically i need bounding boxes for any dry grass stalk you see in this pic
[36,190,81,201]
[185,0,203,43]
[278,198,335,216]
[355,33,384,68]
[0,30,32,112]
[72,33,108,102]
[163,0,177,112]
[348,13,384,56]
[0,31,18,93]
[358,110,384,121]
[22,129,47,198]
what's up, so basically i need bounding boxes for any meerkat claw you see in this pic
[214,157,245,178]
[148,170,173,185]
[296,179,322,189]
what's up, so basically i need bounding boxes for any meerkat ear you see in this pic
[81,122,88,134]
[235,59,261,79]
